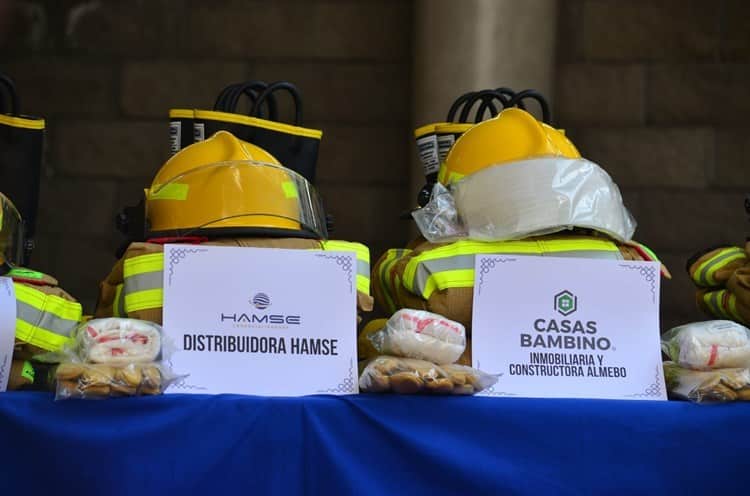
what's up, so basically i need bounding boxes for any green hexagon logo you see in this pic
[554,290,577,316]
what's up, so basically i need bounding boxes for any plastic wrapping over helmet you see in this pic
[145,131,328,240]
[452,157,636,242]
[0,192,24,267]
[439,108,580,185]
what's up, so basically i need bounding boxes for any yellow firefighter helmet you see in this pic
[438,108,581,185]
[145,131,328,239]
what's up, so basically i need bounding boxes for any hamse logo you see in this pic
[252,293,271,310]
[554,290,577,316]
[221,292,301,327]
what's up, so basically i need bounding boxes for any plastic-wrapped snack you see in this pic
[663,361,750,403]
[661,320,750,370]
[368,309,466,364]
[55,362,174,400]
[359,356,496,395]
[76,318,162,365]
[441,363,498,395]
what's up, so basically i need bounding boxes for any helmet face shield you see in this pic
[0,193,24,267]
[145,160,328,239]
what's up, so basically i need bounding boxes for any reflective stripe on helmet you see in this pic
[404,239,622,300]
[693,247,746,287]
[14,284,81,351]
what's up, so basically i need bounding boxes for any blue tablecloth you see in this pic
[1,392,745,495]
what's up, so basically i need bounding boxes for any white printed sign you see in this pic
[162,245,358,396]
[472,256,667,401]
[0,277,17,392]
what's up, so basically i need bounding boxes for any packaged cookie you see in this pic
[358,355,496,395]
[664,361,750,403]
[54,362,170,400]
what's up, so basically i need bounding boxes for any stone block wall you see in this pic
[556,0,750,330]
[1,0,413,311]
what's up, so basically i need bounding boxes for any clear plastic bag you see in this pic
[663,361,750,403]
[55,362,177,399]
[368,309,466,364]
[661,320,750,370]
[52,318,183,400]
[358,356,497,395]
[448,157,635,242]
[411,182,468,242]
[75,318,163,365]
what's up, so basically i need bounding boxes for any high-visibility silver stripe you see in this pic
[412,249,623,295]
[17,300,78,337]
[357,260,369,278]
[413,254,476,294]
[124,271,163,294]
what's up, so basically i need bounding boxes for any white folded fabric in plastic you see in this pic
[451,157,636,242]
[662,320,750,370]
[78,318,162,365]
[370,309,466,364]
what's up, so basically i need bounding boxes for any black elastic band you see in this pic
[507,89,551,124]
[0,74,19,115]
[446,91,476,123]
[252,81,303,125]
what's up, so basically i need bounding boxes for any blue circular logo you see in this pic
[252,293,271,310]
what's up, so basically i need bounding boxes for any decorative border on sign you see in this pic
[625,365,664,398]
[476,257,518,296]
[618,263,658,304]
[0,355,7,387]
[169,375,207,392]
[167,247,209,286]
[315,253,354,294]
[317,358,357,394]
[0,278,13,387]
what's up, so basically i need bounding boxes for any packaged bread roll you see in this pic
[77,318,162,365]
[662,320,750,370]
[368,310,466,364]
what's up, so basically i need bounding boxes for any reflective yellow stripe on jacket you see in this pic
[121,242,372,313]
[377,248,411,315]
[14,284,81,351]
[123,253,164,312]
[403,239,622,300]
[692,247,746,287]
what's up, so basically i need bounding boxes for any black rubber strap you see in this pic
[475,90,513,122]
[446,91,476,123]
[252,81,303,125]
[227,81,278,120]
[460,89,507,123]
[0,74,19,115]
[507,89,551,124]
[214,82,240,110]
